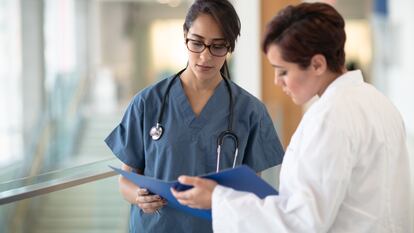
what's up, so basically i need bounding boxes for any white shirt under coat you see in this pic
[212,70,412,233]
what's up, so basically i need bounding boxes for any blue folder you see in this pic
[109,165,278,220]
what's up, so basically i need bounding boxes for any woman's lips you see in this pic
[283,88,291,96]
[197,64,213,71]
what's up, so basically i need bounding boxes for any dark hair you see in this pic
[183,0,241,79]
[262,3,346,73]
[184,0,240,52]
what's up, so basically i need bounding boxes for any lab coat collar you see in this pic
[320,69,364,100]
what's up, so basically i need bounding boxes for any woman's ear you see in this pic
[310,54,327,75]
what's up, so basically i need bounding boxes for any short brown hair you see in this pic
[262,3,346,73]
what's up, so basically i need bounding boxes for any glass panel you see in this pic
[0,175,129,233]
[0,0,23,167]
[0,0,191,184]
[0,158,121,195]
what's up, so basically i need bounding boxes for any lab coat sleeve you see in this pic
[212,185,302,233]
[105,96,145,170]
[212,109,354,233]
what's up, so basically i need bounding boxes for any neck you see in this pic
[180,69,222,92]
[317,70,345,96]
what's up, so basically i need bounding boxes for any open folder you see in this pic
[109,165,278,220]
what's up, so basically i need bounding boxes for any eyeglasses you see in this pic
[186,38,230,57]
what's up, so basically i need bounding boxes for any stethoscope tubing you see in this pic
[150,67,239,172]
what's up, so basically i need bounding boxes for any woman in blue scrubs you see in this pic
[105,0,284,232]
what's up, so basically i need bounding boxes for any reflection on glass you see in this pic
[0,0,23,167]
[0,0,190,184]
[150,19,187,81]
[0,175,129,233]
[0,158,120,194]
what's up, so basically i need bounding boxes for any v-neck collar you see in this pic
[170,77,227,129]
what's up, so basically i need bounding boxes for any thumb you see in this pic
[178,176,201,186]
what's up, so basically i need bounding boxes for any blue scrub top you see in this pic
[105,74,284,233]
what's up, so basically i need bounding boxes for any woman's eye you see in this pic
[192,41,204,47]
[277,70,287,76]
[212,44,226,49]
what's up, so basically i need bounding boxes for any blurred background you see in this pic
[0,0,413,232]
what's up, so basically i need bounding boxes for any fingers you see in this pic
[177,176,217,192]
[137,188,149,196]
[136,188,167,213]
[136,192,161,203]
[170,184,204,207]
[170,188,192,204]
[177,176,201,186]
[171,188,207,209]
[138,200,166,213]
[171,176,218,209]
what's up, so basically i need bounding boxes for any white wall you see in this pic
[388,1,414,135]
[388,0,414,226]
[231,1,283,188]
[231,0,261,99]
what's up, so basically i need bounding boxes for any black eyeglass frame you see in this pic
[185,38,230,57]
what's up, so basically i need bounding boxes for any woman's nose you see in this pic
[274,75,284,86]
[200,47,213,60]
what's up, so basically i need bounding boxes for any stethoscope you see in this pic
[149,68,239,172]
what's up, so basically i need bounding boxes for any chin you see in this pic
[291,98,305,106]
[195,71,218,81]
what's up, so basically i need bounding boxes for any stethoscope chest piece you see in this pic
[150,69,239,172]
[149,123,163,140]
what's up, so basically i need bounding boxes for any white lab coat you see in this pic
[212,70,412,233]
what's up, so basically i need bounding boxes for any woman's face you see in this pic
[266,44,321,105]
[185,13,228,81]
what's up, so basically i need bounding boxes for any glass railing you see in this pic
[0,174,129,233]
[0,158,129,233]
[0,158,121,205]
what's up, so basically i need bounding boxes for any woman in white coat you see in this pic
[171,2,412,232]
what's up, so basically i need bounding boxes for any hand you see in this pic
[136,188,167,213]
[171,176,218,209]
